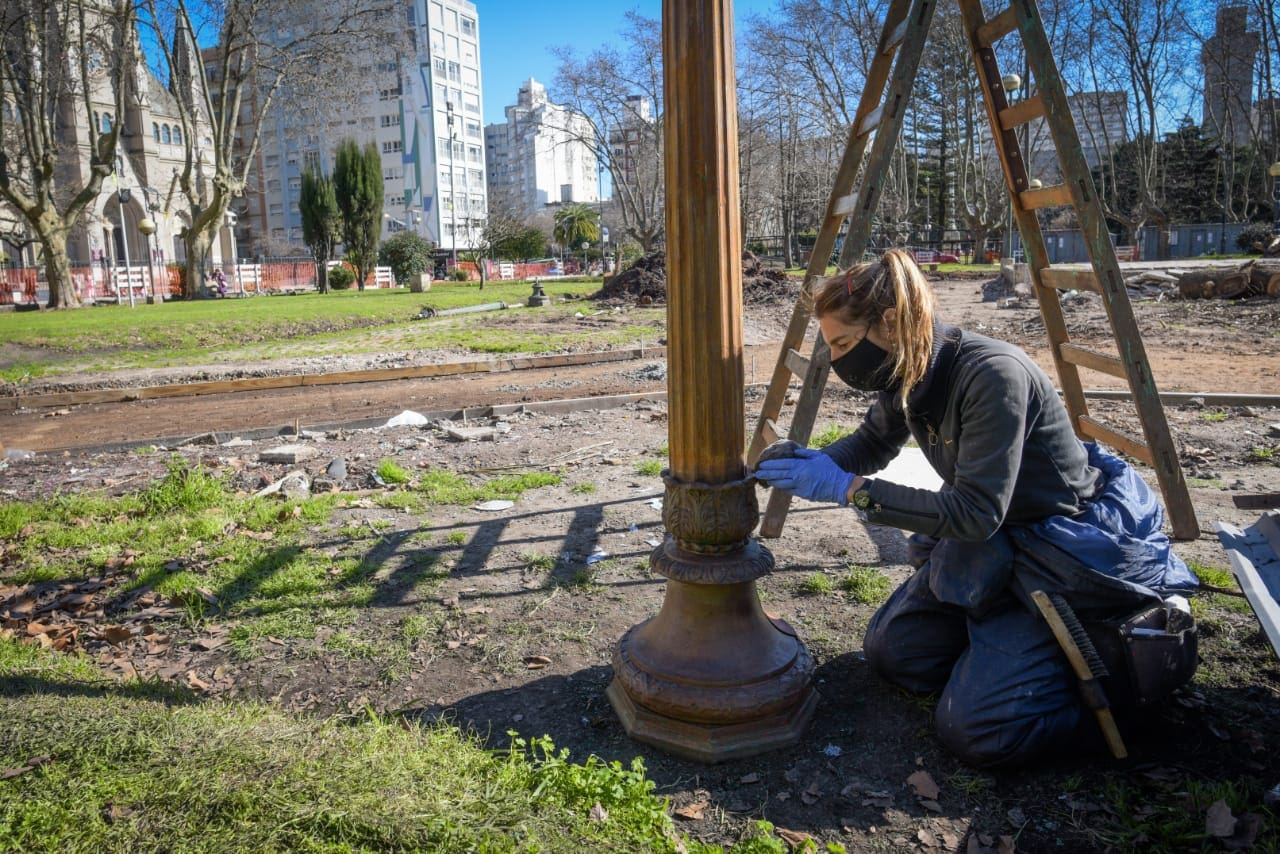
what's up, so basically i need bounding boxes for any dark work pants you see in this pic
[864,563,1085,768]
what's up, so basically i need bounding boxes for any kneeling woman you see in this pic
[755,249,1198,768]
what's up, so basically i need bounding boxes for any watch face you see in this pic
[853,489,872,509]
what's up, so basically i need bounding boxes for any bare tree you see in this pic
[551,12,664,252]
[0,0,133,308]
[139,0,396,298]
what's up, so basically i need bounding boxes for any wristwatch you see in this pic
[851,487,873,510]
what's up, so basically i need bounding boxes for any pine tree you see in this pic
[333,140,384,290]
[300,166,341,293]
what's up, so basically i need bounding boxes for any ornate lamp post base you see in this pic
[608,477,817,763]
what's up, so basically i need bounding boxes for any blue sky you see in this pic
[478,0,777,125]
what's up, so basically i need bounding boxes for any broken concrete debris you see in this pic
[258,444,319,465]
[326,458,348,480]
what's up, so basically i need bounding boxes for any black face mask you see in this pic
[830,336,895,392]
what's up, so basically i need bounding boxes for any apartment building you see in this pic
[241,0,486,258]
[483,78,599,217]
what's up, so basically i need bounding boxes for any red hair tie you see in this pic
[845,269,856,296]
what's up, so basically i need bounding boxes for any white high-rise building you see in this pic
[242,0,486,259]
[484,78,599,217]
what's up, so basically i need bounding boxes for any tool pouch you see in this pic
[1086,602,1198,709]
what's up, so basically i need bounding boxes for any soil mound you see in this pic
[592,250,800,305]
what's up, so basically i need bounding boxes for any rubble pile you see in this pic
[593,250,800,305]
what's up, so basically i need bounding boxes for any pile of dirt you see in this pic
[593,250,800,305]
[593,252,666,303]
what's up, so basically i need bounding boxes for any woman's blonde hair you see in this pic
[811,248,936,408]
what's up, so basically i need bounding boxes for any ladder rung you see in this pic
[760,418,780,447]
[1059,343,1127,379]
[883,18,909,54]
[784,348,811,378]
[1040,268,1101,294]
[976,7,1018,46]
[1000,93,1046,130]
[1020,183,1074,210]
[859,105,884,136]
[1077,415,1153,465]
[830,193,858,218]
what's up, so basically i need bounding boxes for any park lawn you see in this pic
[0,280,667,382]
[0,639,697,853]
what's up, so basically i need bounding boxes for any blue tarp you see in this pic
[1027,444,1199,594]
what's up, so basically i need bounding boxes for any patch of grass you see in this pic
[521,552,557,572]
[809,423,854,449]
[376,458,413,484]
[1201,411,1228,422]
[324,630,383,661]
[1185,477,1226,489]
[1250,446,1275,461]
[635,459,664,477]
[445,531,468,545]
[0,638,701,852]
[839,565,893,604]
[1091,777,1280,851]
[417,468,561,505]
[570,482,597,495]
[1189,560,1234,589]
[797,572,835,595]
[140,457,227,515]
[375,491,425,512]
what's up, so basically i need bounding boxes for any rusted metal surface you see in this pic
[1216,512,1280,659]
[607,0,815,762]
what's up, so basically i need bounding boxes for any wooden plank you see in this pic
[859,105,885,137]
[883,17,909,53]
[999,93,1046,130]
[1020,183,1075,210]
[1232,493,1280,511]
[1040,267,1101,294]
[784,348,811,378]
[975,6,1018,46]
[1059,343,1127,379]
[1077,415,1152,464]
[0,346,668,413]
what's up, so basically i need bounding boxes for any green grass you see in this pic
[809,423,854,449]
[445,531,468,545]
[376,458,413,485]
[570,482,597,495]
[0,283,666,382]
[839,565,893,604]
[1251,446,1275,461]
[1201,411,1229,422]
[417,469,561,505]
[635,459,664,477]
[0,639,706,853]
[797,572,835,595]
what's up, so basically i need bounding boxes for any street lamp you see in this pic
[1217,146,1230,255]
[138,216,156,303]
[113,156,136,308]
[445,101,457,267]
[1001,74,1021,261]
[1268,161,1280,236]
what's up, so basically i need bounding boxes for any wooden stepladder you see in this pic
[748,0,1199,540]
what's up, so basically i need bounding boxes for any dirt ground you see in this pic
[3,277,1280,850]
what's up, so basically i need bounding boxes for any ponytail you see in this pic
[811,248,936,409]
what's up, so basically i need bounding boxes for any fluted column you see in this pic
[606,0,816,763]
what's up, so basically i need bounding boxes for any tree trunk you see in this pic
[183,230,213,299]
[40,224,81,309]
[316,259,330,294]
[969,225,988,264]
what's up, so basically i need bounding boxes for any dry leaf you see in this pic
[674,800,708,820]
[186,671,211,691]
[445,640,462,650]
[0,766,31,780]
[589,802,609,823]
[907,770,941,800]
[800,782,822,805]
[920,799,943,813]
[918,828,938,847]
[101,625,134,645]
[192,636,226,651]
[1206,799,1237,837]
[739,772,761,784]
[523,654,552,666]
[1222,813,1264,851]
[996,835,1016,854]
[862,790,894,808]
[775,828,813,849]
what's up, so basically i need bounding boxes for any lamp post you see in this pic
[446,101,457,267]
[138,216,156,303]
[1270,161,1280,235]
[1001,73,1021,261]
[114,156,135,308]
[1217,146,1230,255]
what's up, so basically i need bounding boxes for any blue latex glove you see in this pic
[754,447,856,505]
